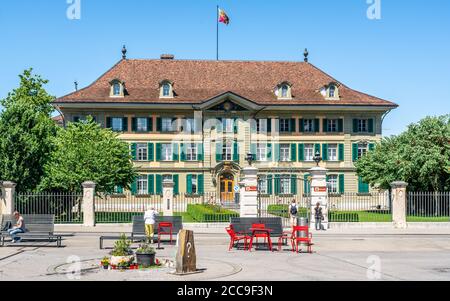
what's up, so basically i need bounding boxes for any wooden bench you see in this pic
[0,214,62,248]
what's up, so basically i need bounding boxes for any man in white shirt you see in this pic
[144,207,159,244]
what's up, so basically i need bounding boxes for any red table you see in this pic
[248,228,273,252]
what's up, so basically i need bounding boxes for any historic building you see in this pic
[53,50,397,201]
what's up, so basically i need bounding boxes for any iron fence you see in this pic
[407,192,450,222]
[15,191,83,224]
[258,194,310,227]
[328,192,392,222]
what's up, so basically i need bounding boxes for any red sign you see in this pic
[314,187,327,193]
[246,186,258,192]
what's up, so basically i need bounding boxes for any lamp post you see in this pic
[246,153,255,167]
[313,151,322,167]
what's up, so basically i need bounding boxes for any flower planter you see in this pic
[110,255,134,266]
[136,253,156,267]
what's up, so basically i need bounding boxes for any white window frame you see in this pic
[280,175,291,195]
[162,175,173,182]
[186,144,198,161]
[136,118,148,132]
[279,119,290,133]
[258,175,268,194]
[191,175,198,194]
[328,175,338,194]
[328,119,338,133]
[358,119,368,133]
[137,175,148,195]
[304,119,314,132]
[223,119,234,133]
[358,143,369,159]
[113,83,121,96]
[328,144,338,162]
[256,144,267,162]
[161,144,173,161]
[279,144,291,162]
[222,141,233,161]
[162,118,174,132]
[162,84,171,97]
[256,119,268,133]
[305,144,314,162]
[185,118,196,133]
[137,144,148,161]
[111,118,123,132]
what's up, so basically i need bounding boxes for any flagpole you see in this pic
[216,5,219,61]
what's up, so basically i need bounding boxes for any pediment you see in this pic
[194,92,264,112]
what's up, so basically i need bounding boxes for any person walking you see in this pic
[144,207,159,244]
[289,199,298,227]
[8,211,26,243]
[314,203,324,231]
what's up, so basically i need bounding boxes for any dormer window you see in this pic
[281,85,289,98]
[275,82,292,99]
[160,80,174,98]
[324,83,340,100]
[109,79,125,97]
[329,85,336,98]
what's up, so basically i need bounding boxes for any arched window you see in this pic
[113,83,121,96]
[160,80,174,98]
[109,79,124,97]
[329,85,336,98]
[276,82,292,99]
[163,83,171,97]
[281,85,289,98]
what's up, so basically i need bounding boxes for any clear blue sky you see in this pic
[0,0,449,135]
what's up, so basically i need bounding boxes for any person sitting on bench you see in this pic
[8,211,26,243]
[144,207,159,244]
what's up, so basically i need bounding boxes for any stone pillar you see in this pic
[82,181,96,227]
[0,181,16,215]
[309,167,329,230]
[391,181,408,229]
[163,179,174,216]
[239,167,258,218]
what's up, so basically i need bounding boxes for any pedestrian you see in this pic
[8,211,26,243]
[144,207,159,244]
[289,199,298,227]
[314,203,324,231]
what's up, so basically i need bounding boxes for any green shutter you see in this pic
[290,119,296,133]
[322,144,328,161]
[299,119,304,132]
[267,144,272,161]
[339,174,345,194]
[180,144,186,161]
[274,144,280,162]
[131,143,137,160]
[198,174,204,195]
[274,175,281,195]
[291,144,297,162]
[353,119,358,133]
[147,117,153,132]
[304,174,311,195]
[216,142,223,162]
[291,175,297,195]
[314,119,320,133]
[131,118,137,132]
[323,119,328,133]
[197,144,204,161]
[172,143,179,161]
[267,175,273,195]
[106,117,112,129]
[352,143,358,162]
[369,143,375,151]
[314,144,321,156]
[338,119,344,133]
[298,144,304,161]
[267,119,272,133]
[358,177,369,194]
[338,144,345,161]
[156,143,162,161]
[131,178,138,196]
[147,143,154,161]
[173,175,179,195]
[156,118,162,132]
[122,117,128,132]
[368,119,374,133]
[148,174,155,195]
[156,175,163,195]
[116,186,124,194]
[186,174,193,194]
[233,142,239,163]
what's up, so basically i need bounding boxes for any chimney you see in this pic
[160,54,175,60]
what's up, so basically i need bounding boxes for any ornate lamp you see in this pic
[246,153,255,166]
[313,151,322,167]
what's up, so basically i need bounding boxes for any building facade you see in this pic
[54,54,397,201]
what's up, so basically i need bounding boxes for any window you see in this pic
[258,175,268,194]
[161,144,173,161]
[111,118,123,132]
[281,85,289,98]
[328,119,338,133]
[279,119,290,133]
[280,144,291,162]
[162,84,171,97]
[358,143,368,159]
[163,174,173,182]
[137,144,148,161]
[186,144,198,161]
[329,85,336,98]
[184,119,196,133]
[276,83,291,99]
[190,175,198,194]
[304,119,315,132]
[113,83,121,96]
[328,144,338,161]
[358,119,368,133]
[256,119,268,133]
[280,175,291,195]
[222,141,233,161]
[223,119,234,133]
[136,118,148,132]
[162,118,175,132]
[328,175,338,194]
[137,176,148,195]
[256,144,267,162]
[305,144,314,161]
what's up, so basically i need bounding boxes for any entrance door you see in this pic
[220,173,235,203]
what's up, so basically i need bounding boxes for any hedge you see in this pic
[267,205,308,218]
[187,204,239,223]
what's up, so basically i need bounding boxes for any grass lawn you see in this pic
[329,211,392,222]
[407,216,450,222]
[95,211,217,223]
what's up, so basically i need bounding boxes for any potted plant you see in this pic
[135,243,156,268]
[100,257,110,270]
[110,234,134,268]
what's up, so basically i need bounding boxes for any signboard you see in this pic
[245,186,258,192]
[234,185,240,193]
[314,187,327,193]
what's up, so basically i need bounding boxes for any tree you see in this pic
[39,118,137,193]
[0,69,57,192]
[356,115,450,191]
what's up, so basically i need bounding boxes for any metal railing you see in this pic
[407,192,450,222]
[258,194,310,227]
[15,191,83,224]
[328,192,391,222]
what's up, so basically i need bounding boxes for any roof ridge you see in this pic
[127,58,309,64]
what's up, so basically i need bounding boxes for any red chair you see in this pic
[157,222,174,248]
[291,226,313,254]
[226,226,250,251]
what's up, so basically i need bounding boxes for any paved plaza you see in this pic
[1,229,450,281]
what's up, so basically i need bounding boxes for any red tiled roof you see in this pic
[55,59,397,107]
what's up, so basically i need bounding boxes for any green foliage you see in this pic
[0,69,57,192]
[111,234,133,257]
[187,204,239,222]
[356,115,450,191]
[136,243,156,255]
[267,205,308,218]
[39,118,137,193]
